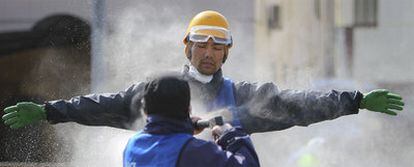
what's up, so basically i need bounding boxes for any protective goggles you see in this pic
[188,25,232,46]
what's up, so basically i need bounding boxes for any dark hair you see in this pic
[142,74,190,120]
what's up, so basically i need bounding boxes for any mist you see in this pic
[26,1,414,167]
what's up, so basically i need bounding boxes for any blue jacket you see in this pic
[123,115,260,167]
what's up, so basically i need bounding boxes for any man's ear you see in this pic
[222,47,228,63]
[185,42,193,61]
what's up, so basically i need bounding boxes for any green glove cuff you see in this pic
[38,104,47,120]
[359,94,367,109]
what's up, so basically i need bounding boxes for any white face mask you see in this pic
[188,65,213,84]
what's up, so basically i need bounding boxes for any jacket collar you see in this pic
[143,115,194,135]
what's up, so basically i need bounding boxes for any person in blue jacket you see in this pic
[123,75,259,167]
[2,11,404,134]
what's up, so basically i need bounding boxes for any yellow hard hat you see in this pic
[183,10,232,47]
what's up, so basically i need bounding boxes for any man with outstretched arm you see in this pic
[2,11,405,135]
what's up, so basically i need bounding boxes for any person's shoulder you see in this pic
[125,132,145,149]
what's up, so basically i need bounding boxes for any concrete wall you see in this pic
[254,0,336,88]
[0,0,92,31]
[353,0,414,84]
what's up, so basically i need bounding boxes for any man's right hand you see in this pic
[2,102,46,129]
[212,123,233,141]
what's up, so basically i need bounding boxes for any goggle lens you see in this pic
[189,34,231,45]
[188,26,232,45]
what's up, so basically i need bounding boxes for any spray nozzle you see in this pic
[193,116,224,129]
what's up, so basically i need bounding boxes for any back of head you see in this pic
[143,75,190,120]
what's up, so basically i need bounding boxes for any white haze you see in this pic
[51,2,414,167]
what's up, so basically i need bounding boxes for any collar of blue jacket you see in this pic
[143,115,194,135]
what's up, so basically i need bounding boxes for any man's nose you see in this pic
[204,47,213,58]
[203,38,215,58]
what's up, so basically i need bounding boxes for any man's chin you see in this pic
[199,69,216,75]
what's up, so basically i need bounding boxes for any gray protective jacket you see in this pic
[45,65,363,134]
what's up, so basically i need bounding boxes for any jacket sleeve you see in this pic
[233,81,364,134]
[44,82,147,129]
[177,128,260,167]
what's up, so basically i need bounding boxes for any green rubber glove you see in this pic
[2,102,46,129]
[360,89,405,116]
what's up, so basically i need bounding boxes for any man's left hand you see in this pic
[212,123,233,141]
[360,89,405,116]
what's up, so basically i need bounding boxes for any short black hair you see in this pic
[142,74,190,120]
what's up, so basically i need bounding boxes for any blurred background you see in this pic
[0,0,413,166]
